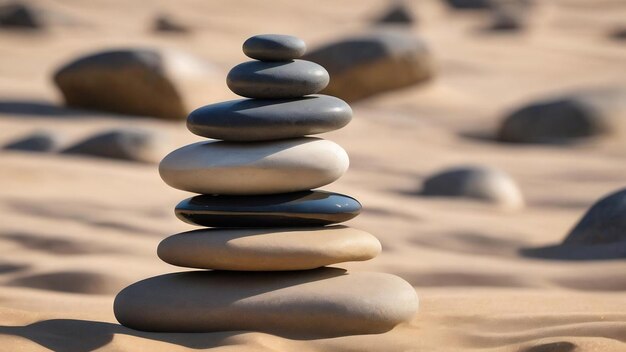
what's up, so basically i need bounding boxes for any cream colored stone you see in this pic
[159,137,349,195]
[114,268,418,336]
[158,225,381,271]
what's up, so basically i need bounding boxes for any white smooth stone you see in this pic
[159,137,349,195]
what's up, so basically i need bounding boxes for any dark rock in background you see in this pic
[61,129,165,163]
[152,14,189,34]
[3,131,61,152]
[304,30,433,102]
[0,2,41,29]
[497,87,626,144]
[563,188,626,245]
[374,2,414,26]
[53,48,218,120]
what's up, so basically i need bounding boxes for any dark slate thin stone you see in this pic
[227,60,329,99]
[243,34,306,61]
[187,94,352,141]
[175,191,361,227]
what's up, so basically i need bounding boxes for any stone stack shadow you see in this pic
[114,34,418,337]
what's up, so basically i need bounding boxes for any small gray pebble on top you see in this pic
[243,34,306,61]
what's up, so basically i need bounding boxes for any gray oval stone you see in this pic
[421,166,524,209]
[114,268,418,337]
[497,97,612,144]
[227,60,329,99]
[243,34,306,61]
[187,94,352,141]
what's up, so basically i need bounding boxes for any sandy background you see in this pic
[1,0,626,351]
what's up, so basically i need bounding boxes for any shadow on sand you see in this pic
[0,269,373,350]
[0,99,160,120]
[0,319,243,352]
[0,100,84,117]
[519,242,626,261]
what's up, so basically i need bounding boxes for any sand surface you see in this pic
[1,0,626,351]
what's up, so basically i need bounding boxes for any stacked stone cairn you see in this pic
[114,34,418,337]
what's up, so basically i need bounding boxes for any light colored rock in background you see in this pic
[421,165,524,209]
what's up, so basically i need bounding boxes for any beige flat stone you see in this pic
[114,268,418,337]
[159,137,349,195]
[157,225,381,271]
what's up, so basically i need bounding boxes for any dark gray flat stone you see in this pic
[187,94,351,141]
[243,34,306,61]
[227,60,329,99]
[175,190,361,227]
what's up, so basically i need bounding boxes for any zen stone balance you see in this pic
[114,34,418,337]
